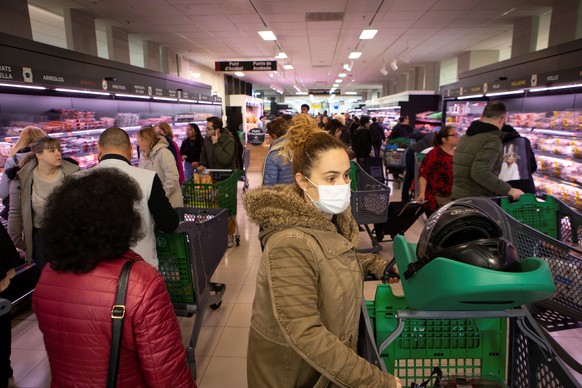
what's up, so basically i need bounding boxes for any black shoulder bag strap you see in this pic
[107,260,135,388]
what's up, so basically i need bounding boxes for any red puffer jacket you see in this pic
[32,251,196,388]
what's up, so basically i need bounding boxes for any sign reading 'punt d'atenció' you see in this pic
[214,61,277,72]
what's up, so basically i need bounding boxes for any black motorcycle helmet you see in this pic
[414,198,519,275]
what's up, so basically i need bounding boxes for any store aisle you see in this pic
[8,171,582,387]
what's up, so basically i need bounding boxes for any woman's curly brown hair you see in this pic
[41,168,144,273]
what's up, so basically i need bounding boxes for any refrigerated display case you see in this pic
[443,90,582,211]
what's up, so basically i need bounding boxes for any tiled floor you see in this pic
[8,172,582,387]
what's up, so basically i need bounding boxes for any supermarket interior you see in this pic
[1,0,582,387]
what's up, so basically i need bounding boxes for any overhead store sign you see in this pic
[214,60,277,72]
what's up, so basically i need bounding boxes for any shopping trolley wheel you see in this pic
[210,301,223,310]
[236,234,240,246]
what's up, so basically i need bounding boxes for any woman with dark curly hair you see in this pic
[32,169,196,387]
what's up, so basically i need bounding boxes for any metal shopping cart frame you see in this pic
[156,207,228,378]
[182,169,241,246]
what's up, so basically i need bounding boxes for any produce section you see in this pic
[444,96,582,211]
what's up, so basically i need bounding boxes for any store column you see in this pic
[106,26,130,65]
[511,16,539,58]
[548,0,582,46]
[63,9,98,56]
[0,0,32,39]
[143,41,161,72]
[161,46,179,76]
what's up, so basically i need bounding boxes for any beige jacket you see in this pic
[243,184,395,388]
[139,137,183,208]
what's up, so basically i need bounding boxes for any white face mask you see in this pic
[304,177,352,215]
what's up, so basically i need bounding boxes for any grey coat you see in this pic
[8,159,79,260]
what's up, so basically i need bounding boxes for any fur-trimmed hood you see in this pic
[242,184,360,246]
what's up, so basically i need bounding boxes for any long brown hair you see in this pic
[9,126,46,157]
[138,126,160,157]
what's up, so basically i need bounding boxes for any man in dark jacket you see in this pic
[388,116,413,140]
[401,129,435,201]
[452,101,524,201]
[352,115,372,159]
[199,116,236,169]
[499,124,537,193]
[369,117,386,157]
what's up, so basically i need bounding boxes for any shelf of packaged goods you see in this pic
[62,151,98,159]
[514,127,581,137]
[534,172,582,190]
[534,151,582,162]
[1,125,143,142]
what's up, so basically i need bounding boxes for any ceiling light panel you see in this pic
[338,73,347,77]
[283,64,294,70]
[348,52,362,59]
[258,30,277,40]
[359,29,378,39]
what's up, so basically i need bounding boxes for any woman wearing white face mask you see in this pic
[243,117,401,388]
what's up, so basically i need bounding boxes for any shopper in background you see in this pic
[0,126,47,220]
[1,225,19,388]
[315,114,323,128]
[155,121,185,185]
[8,136,79,270]
[348,115,360,143]
[401,127,436,202]
[300,103,310,114]
[243,128,400,388]
[416,126,459,214]
[388,115,413,140]
[137,126,183,208]
[33,169,196,388]
[452,101,524,201]
[321,114,329,128]
[262,117,293,185]
[96,127,179,269]
[352,115,373,160]
[370,116,386,157]
[333,113,352,146]
[180,123,204,181]
[324,118,343,139]
[198,116,236,170]
[198,116,238,247]
[499,124,537,193]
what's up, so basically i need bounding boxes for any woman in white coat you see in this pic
[137,126,183,208]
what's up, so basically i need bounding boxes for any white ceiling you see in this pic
[29,0,556,94]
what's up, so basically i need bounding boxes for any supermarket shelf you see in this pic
[535,151,582,162]
[62,151,98,159]
[534,172,582,190]
[515,126,581,137]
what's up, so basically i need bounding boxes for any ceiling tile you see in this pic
[174,4,223,16]
[432,0,481,11]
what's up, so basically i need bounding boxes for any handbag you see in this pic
[107,260,135,388]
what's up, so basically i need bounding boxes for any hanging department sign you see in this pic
[214,60,277,72]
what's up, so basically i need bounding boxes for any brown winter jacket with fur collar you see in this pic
[243,184,395,388]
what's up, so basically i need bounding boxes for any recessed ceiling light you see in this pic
[359,29,378,40]
[283,64,294,70]
[348,52,362,59]
[345,91,358,95]
[334,79,343,83]
[338,73,347,78]
[235,72,245,77]
[258,30,277,41]
[296,91,308,95]
[333,83,339,87]
[275,52,287,58]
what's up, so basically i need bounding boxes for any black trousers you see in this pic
[0,294,12,386]
[401,148,416,201]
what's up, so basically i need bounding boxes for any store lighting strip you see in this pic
[55,88,110,96]
[486,90,524,97]
[153,96,177,102]
[115,93,151,99]
[457,94,484,100]
[529,83,582,92]
[198,101,213,104]
[179,99,199,103]
[0,82,47,90]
